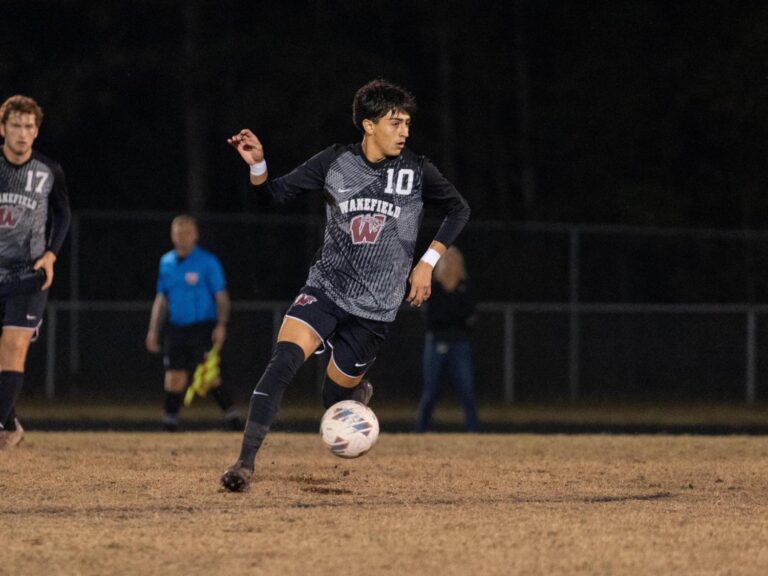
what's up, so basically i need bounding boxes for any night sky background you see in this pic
[6,1,768,402]
[3,0,768,229]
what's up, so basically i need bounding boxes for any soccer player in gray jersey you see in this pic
[0,95,71,450]
[220,79,469,491]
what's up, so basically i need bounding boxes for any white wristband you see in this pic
[420,248,441,268]
[249,160,267,176]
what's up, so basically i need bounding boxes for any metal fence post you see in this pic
[746,310,757,405]
[45,304,57,399]
[569,228,580,401]
[503,306,515,403]
[69,214,80,373]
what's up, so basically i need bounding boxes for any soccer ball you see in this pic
[320,400,379,458]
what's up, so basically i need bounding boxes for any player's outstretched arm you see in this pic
[227,129,268,185]
[407,241,447,307]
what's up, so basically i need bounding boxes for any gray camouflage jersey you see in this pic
[0,150,71,280]
[258,144,470,322]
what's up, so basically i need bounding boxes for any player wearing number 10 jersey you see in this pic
[265,140,465,322]
[221,79,470,491]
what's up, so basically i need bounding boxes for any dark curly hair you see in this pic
[352,79,417,132]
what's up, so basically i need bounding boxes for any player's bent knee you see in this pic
[263,342,305,382]
[252,341,305,396]
[164,371,188,393]
[277,317,321,359]
[326,359,363,389]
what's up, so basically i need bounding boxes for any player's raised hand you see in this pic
[227,129,264,165]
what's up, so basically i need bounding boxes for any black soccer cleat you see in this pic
[162,413,179,432]
[351,379,373,406]
[162,421,179,432]
[220,460,253,493]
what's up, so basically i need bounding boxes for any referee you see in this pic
[145,215,241,431]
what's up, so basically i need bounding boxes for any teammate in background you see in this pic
[415,246,480,432]
[145,215,241,431]
[220,78,471,492]
[0,95,71,450]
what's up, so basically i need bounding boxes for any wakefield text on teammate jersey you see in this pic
[0,193,38,211]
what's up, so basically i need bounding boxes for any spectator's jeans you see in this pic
[416,334,479,432]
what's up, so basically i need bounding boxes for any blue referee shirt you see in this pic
[156,246,227,326]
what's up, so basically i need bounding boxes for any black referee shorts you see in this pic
[284,286,391,378]
[163,321,216,373]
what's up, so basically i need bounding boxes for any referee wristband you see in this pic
[420,248,441,268]
[249,160,267,176]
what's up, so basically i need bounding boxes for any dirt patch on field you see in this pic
[3,432,768,575]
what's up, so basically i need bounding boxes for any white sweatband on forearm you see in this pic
[420,248,441,267]
[249,160,267,176]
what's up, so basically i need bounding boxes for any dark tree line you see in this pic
[2,0,768,229]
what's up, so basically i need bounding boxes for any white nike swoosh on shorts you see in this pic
[26,315,37,320]
[253,391,270,397]
[354,362,369,367]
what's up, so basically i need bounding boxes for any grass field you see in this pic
[3,431,768,575]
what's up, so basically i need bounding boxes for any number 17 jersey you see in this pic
[0,150,70,277]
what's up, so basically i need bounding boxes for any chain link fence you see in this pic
[27,211,768,404]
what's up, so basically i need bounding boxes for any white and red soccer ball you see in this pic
[320,400,379,458]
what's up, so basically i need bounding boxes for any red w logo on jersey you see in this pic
[0,207,23,228]
[350,214,386,245]
[293,294,317,306]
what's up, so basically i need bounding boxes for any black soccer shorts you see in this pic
[0,268,46,299]
[284,286,391,378]
[0,288,48,333]
[163,320,217,373]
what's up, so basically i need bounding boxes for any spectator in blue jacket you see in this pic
[416,246,479,432]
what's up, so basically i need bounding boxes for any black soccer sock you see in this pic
[238,341,305,469]
[322,378,359,409]
[0,371,24,431]
[163,392,184,418]
[4,407,17,431]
